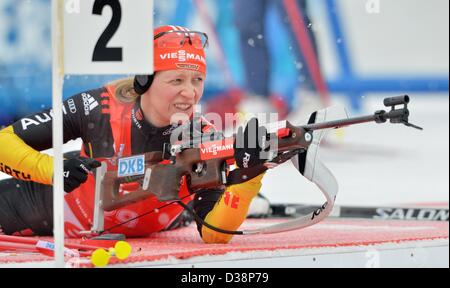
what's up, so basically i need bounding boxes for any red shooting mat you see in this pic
[0,219,448,267]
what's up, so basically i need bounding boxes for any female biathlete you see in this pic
[0,25,267,243]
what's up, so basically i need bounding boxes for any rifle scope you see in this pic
[384,95,410,107]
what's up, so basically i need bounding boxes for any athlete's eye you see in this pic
[171,79,183,84]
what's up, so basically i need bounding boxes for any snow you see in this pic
[141,239,449,268]
[260,94,449,207]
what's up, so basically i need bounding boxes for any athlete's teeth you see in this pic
[175,104,191,110]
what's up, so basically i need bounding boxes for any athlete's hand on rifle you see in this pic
[234,118,273,170]
[63,157,101,193]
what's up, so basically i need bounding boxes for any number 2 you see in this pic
[92,0,123,62]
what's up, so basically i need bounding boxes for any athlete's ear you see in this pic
[134,74,155,95]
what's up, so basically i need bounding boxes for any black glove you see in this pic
[63,157,101,193]
[234,118,271,169]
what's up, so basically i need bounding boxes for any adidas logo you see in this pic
[82,93,99,116]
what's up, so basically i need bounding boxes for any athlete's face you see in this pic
[142,70,205,127]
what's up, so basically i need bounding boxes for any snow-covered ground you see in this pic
[261,94,449,207]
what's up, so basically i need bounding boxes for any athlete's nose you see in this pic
[179,83,196,102]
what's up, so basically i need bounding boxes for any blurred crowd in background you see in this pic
[0,0,448,127]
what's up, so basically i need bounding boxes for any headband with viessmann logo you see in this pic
[153,25,208,74]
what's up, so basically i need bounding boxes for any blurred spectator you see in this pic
[233,0,328,121]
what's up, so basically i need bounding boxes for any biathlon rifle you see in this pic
[88,95,422,235]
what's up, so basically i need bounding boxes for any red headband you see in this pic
[153,25,207,74]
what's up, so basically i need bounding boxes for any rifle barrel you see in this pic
[302,114,379,131]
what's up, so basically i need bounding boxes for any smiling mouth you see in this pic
[174,104,193,111]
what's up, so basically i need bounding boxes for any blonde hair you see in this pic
[107,77,140,104]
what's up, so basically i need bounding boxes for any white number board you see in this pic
[64,0,153,75]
